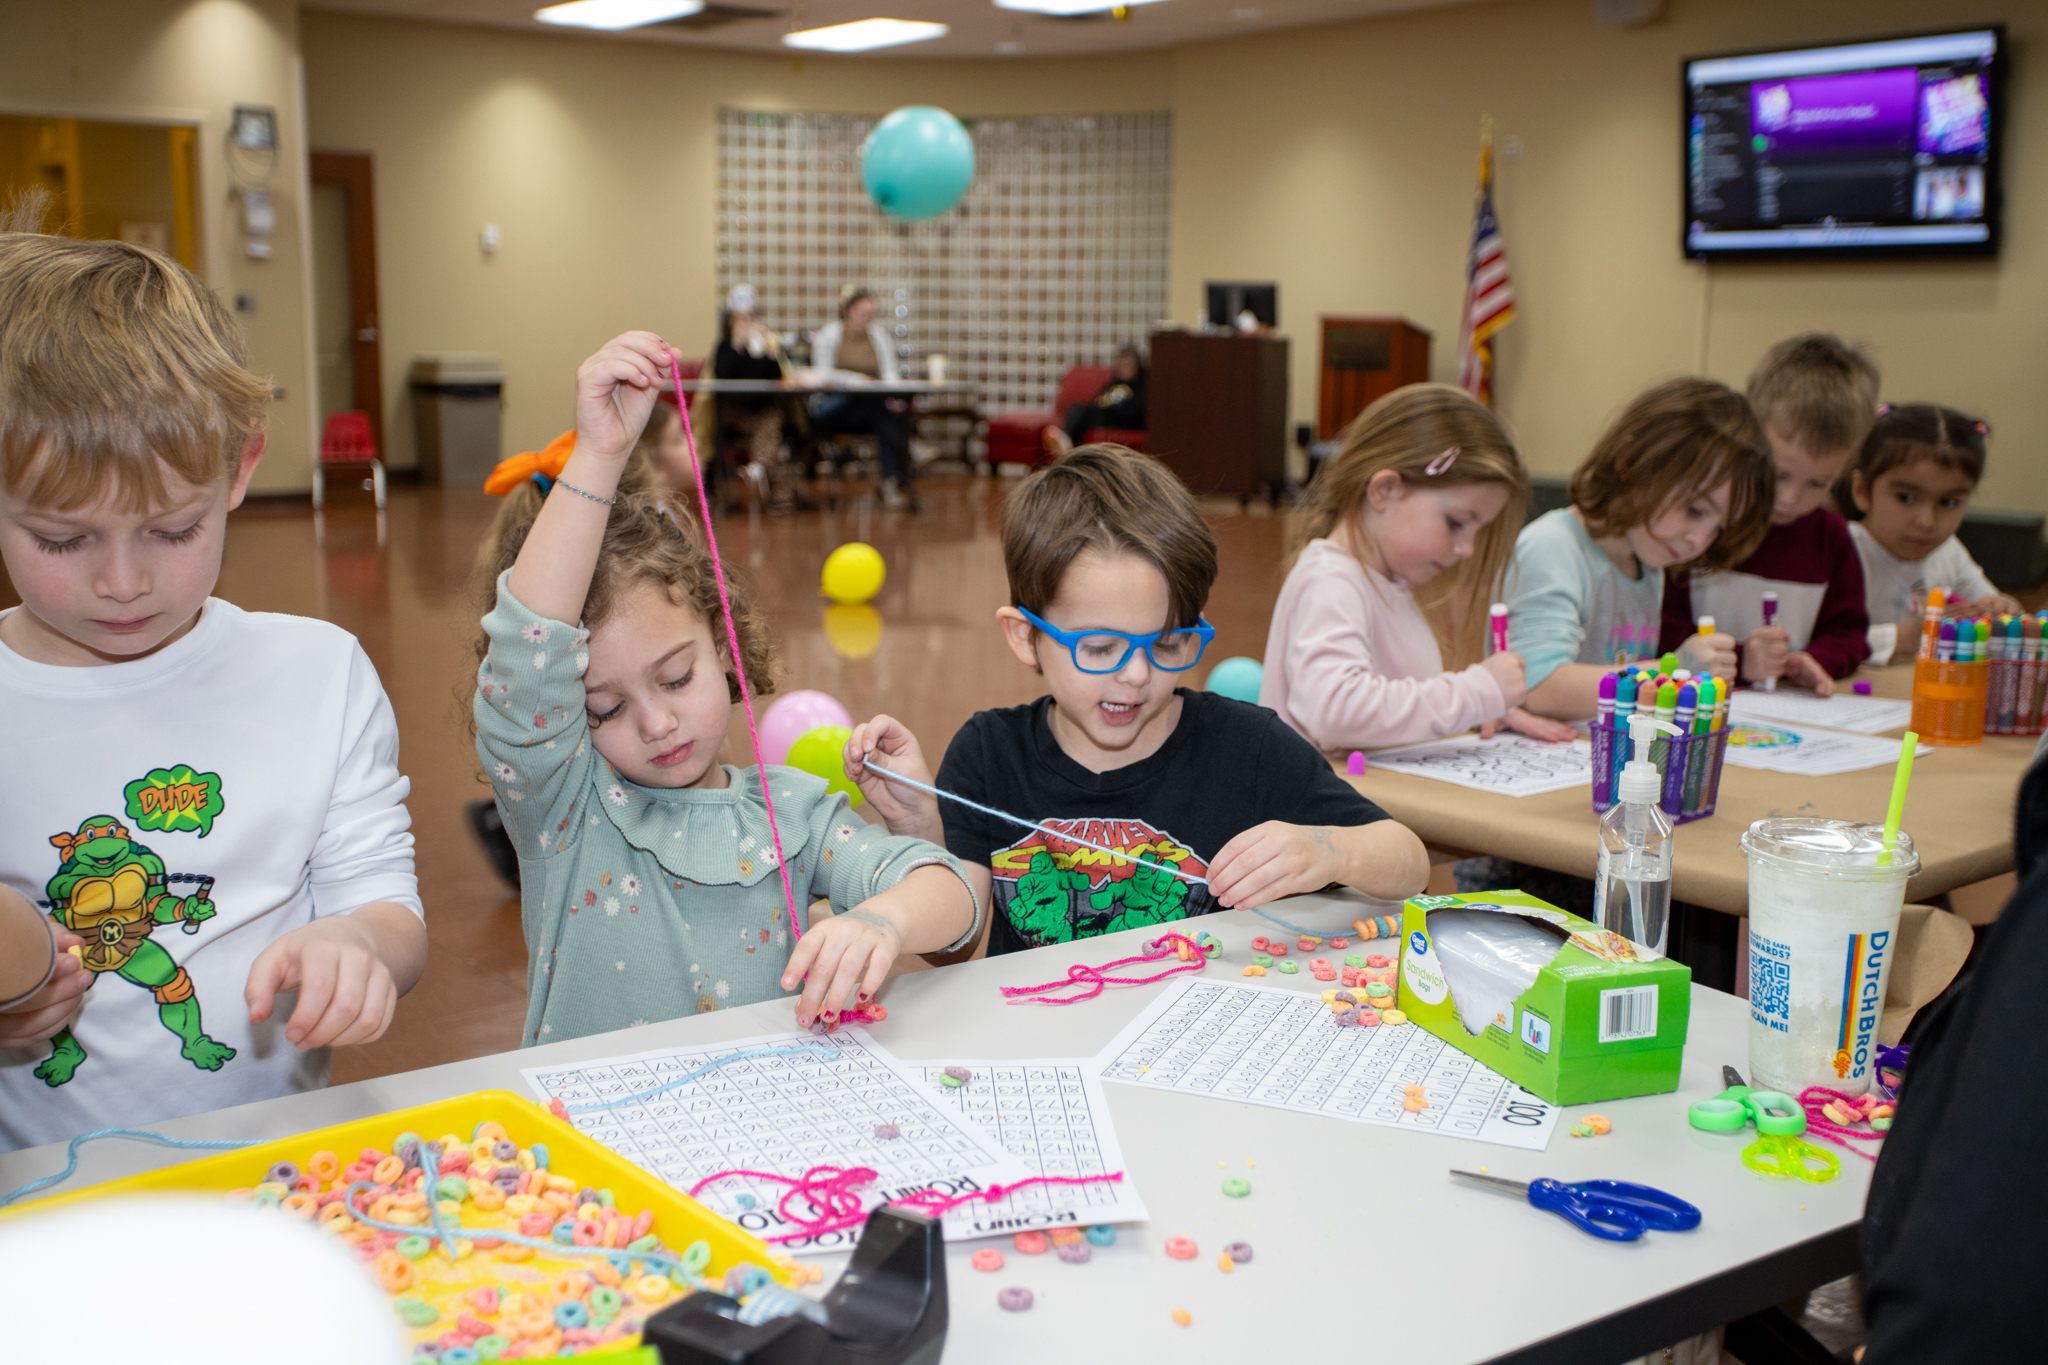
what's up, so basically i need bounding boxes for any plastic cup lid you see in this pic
[1739,818,1918,880]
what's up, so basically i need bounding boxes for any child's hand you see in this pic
[781,907,900,1029]
[844,716,940,840]
[1971,592,2024,619]
[246,915,400,1050]
[1678,631,1738,679]
[1740,627,1790,683]
[575,332,675,461]
[1208,822,1343,910]
[1477,651,1528,709]
[1485,707,1578,743]
[1783,651,1835,697]
[0,926,91,1049]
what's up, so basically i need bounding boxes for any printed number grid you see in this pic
[1099,980,1559,1150]
[524,1033,1013,1226]
[715,108,1172,414]
[918,1064,1137,1230]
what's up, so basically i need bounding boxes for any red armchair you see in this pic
[984,365,1148,466]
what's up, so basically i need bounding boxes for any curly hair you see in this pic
[472,483,777,709]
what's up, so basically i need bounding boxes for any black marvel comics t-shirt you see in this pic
[935,689,1391,957]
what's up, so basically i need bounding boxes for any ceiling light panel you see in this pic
[781,18,948,50]
[535,0,706,30]
[993,0,1168,15]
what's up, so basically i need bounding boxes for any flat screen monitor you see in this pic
[1683,26,2003,260]
[1206,281,1277,328]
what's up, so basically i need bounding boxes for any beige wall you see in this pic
[1168,0,2046,514]
[303,2,2044,514]
[0,0,318,495]
[302,12,1172,473]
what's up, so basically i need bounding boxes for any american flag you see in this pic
[1456,134,1515,405]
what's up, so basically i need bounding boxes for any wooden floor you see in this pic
[218,474,1293,1082]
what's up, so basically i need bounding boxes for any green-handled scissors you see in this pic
[1687,1066,1839,1183]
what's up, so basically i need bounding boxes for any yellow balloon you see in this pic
[823,604,883,660]
[785,724,862,807]
[821,542,886,606]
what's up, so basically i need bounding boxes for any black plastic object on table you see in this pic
[642,1206,948,1365]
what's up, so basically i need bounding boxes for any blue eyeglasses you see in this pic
[1018,606,1215,674]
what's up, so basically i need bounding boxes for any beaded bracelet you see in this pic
[554,478,615,507]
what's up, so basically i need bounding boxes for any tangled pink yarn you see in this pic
[1001,931,1209,1006]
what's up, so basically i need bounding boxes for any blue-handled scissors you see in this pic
[1450,1169,1702,1242]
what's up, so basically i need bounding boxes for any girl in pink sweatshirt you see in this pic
[1262,384,1572,749]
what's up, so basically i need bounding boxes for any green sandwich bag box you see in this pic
[1398,890,1691,1105]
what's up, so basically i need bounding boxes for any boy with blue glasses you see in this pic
[846,446,1426,957]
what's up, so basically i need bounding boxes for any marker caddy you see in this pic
[1588,720,1730,825]
[1910,655,1987,746]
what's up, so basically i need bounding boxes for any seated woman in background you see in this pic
[711,284,801,512]
[810,285,917,512]
[1044,344,1147,457]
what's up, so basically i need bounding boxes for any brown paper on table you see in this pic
[1879,902,1975,1045]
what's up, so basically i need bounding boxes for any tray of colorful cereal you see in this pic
[13,1090,794,1360]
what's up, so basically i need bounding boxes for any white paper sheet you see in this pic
[1727,689,1913,735]
[1720,722,1930,776]
[911,1061,1149,1239]
[1365,734,1593,797]
[1096,978,1561,1151]
[521,1028,1032,1255]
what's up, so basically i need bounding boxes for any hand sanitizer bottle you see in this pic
[1593,712,1677,956]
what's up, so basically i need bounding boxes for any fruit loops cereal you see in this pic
[231,1120,774,1358]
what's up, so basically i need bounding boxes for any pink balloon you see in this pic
[759,690,854,767]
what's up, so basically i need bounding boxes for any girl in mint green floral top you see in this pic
[475,332,978,1046]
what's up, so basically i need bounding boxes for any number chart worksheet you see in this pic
[1096,979,1560,1151]
[1366,734,1593,798]
[913,1061,1150,1240]
[521,1029,1031,1255]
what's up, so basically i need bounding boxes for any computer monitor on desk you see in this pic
[1205,281,1277,330]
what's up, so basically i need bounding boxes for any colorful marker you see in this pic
[2025,616,2046,730]
[1760,590,1780,693]
[1682,677,1714,816]
[1595,672,1618,806]
[1936,619,1956,663]
[1489,603,1510,657]
[1996,615,2020,732]
[1977,618,1991,667]
[1611,672,1639,804]
[1920,588,1946,660]
[1659,652,1680,676]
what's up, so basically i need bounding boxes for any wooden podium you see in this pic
[1318,316,1431,439]
[1147,331,1289,505]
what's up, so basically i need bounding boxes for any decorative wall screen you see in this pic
[714,108,1171,414]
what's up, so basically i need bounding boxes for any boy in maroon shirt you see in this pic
[1660,334,1877,694]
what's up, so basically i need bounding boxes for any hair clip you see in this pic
[530,472,554,495]
[1975,421,1990,436]
[1424,446,1461,476]
[1877,403,1892,415]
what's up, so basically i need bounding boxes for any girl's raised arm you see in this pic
[507,331,673,624]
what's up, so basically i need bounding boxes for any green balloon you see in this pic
[785,724,863,808]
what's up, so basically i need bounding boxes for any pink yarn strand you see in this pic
[1000,931,1209,1006]
[668,358,803,945]
[1796,1085,1888,1161]
[689,1163,1126,1243]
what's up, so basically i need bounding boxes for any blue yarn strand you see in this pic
[1,1127,259,1208]
[556,1044,840,1116]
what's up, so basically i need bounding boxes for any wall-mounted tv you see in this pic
[1684,27,2003,260]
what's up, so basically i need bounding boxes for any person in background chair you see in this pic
[1045,344,1147,457]
[810,285,916,512]
[712,284,801,513]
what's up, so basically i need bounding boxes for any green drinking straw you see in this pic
[1879,731,1918,866]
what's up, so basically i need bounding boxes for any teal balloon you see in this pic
[861,107,975,221]
[1204,656,1264,704]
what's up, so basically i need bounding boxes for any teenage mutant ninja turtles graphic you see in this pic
[990,818,1213,946]
[33,814,233,1087]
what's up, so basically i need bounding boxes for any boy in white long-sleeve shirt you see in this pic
[0,228,426,1152]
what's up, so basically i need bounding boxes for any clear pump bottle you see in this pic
[1593,712,1677,956]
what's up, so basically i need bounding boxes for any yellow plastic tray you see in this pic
[4,1089,787,1351]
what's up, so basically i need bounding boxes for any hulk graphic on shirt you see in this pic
[1009,849,1090,945]
[33,816,233,1087]
[1088,855,1191,933]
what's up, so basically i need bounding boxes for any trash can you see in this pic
[409,353,504,485]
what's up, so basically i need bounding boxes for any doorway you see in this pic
[0,114,199,267]
[309,151,383,459]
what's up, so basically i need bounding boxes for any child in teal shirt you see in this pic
[475,333,977,1044]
